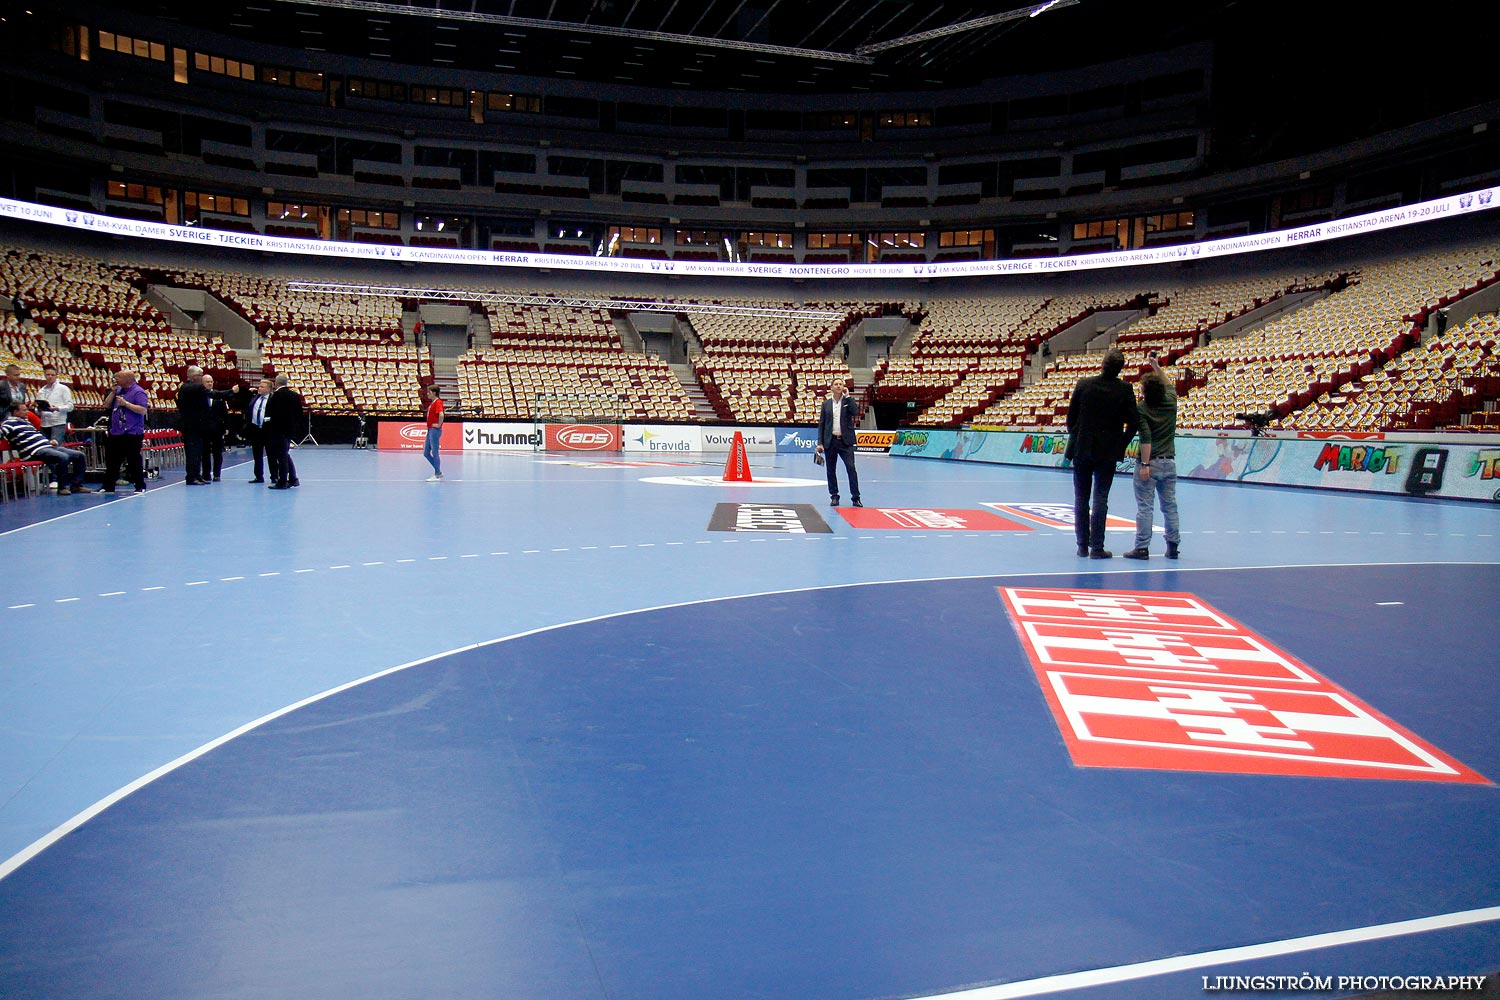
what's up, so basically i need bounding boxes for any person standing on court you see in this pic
[176,366,209,486]
[1125,356,1181,561]
[199,372,236,482]
[244,377,274,483]
[422,385,444,482]
[1064,348,1139,559]
[816,379,863,507]
[100,369,150,493]
[266,373,305,489]
[34,365,73,443]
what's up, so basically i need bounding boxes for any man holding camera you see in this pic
[1124,356,1181,561]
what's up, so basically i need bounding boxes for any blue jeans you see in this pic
[423,427,441,475]
[36,446,87,489]
[1133,457,1181,550]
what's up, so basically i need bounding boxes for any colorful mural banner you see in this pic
[892,428,1500,503]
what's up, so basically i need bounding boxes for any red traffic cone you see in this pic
[722,431,754,482]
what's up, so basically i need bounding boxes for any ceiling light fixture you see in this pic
[855,0,1079,55]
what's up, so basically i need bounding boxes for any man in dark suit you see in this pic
[1064,348,1140,559]
[199,372,236,482]
[176,366,209,486]
[816,380,862,507]
[265,373,305,489]
[243,377,274,483]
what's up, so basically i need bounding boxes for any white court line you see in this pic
[4,556,1495,892]
[908,906,1500,999]
[0,460,251,538]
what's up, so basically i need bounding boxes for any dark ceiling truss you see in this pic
[267,0,1079,71]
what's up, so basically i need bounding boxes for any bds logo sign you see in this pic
[546,423,623,451]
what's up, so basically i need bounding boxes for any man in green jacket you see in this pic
[1124,355,1180,560]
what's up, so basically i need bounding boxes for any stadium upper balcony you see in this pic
[5,4,1496,265]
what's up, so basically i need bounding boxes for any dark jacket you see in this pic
[818,396,860,448]
[176,379,209,431]
[266,385,306,438]
[1065,373,1139,464]
[205,388,234,436]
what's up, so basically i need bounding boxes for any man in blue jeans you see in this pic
[2,401,94,495]
[1064,348,1139,559]
[1125,355,1181,560]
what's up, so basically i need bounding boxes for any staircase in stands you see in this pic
[670,363,722,422]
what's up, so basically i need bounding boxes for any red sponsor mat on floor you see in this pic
[838,507,1032,531]
[981,502,1136,531]
[1000,587,1488,783]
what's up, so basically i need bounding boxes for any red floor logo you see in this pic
[982,502,1136,531]
[838,507,1032,531]
[1000,587,1488,783]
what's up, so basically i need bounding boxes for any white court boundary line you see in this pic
[3,557,1494,881]
[910,906,1500,999]
[0,459,250,538]
[1,560,1496,993]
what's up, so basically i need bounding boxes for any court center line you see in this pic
[6,530,1497,613]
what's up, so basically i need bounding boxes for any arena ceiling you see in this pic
[83,0,1326,95]
[37,0,1500,161]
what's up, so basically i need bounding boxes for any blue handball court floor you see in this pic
[0,447,1497,1000]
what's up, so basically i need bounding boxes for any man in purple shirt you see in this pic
[101,369,151,493]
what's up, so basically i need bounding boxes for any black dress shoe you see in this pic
[185,479,207,486]
[851,499,863,507]
[269,483,292,490]
[288,480,300,487]
[829,496,840,506]
[249,478,264,483]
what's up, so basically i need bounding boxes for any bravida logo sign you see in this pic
[546,423,622,451]
[999,587,1487,783]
